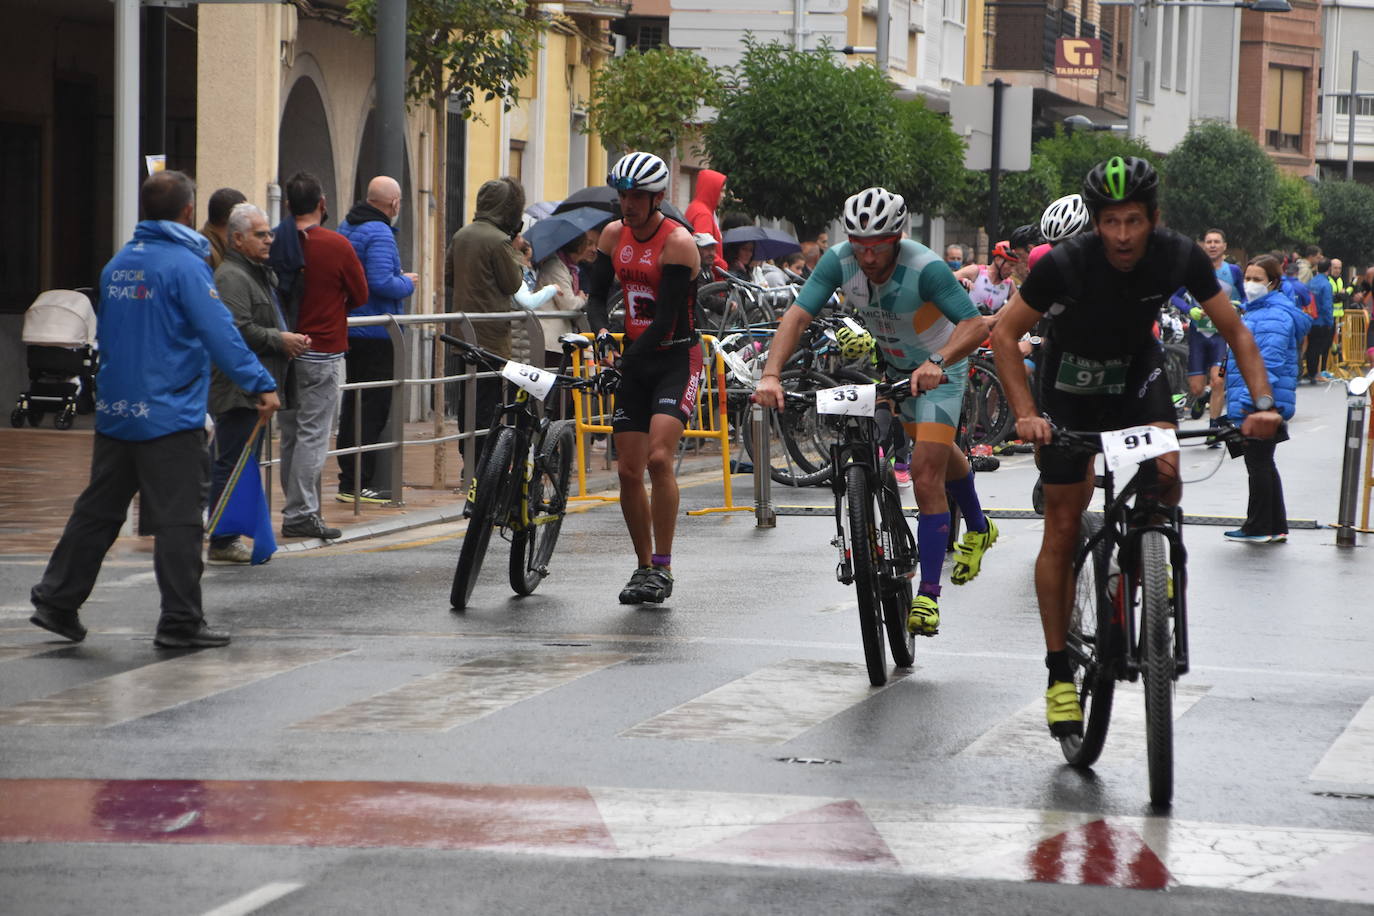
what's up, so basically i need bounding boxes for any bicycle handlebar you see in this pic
[1049,423,1261,452]
[438,333,617,393]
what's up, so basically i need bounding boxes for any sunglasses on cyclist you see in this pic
[849,235,899,254]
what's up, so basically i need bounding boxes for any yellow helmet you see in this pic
[835,318,874,360]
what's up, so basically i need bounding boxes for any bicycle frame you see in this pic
[827,400,914,587]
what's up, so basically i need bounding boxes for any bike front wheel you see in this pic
[451,426,516,609]
[509,420,575,596]
[1061,512,1117,767]
[876,466,916,669]
[1139,529,1175,806]
[845,465,888,686]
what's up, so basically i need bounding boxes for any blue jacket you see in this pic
[1226,289,1312,420]
[338,203,414,340]
[1281,275,1312,314]
[1306,273,1334,326]
[95,221,276,441]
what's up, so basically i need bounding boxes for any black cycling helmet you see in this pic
[1082,155,1159,216]
[1009,224,1042,250]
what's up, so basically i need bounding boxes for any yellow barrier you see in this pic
[568,333,746,514]
[1333,309,1369,380]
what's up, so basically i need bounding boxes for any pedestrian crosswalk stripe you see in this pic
[1309,695,1374,786]
[958,682,1210,759]
[290,651,629,733]
[0,648,348,727]
[619,659,903,745]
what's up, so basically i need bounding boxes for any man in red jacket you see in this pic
[274,172,368,541]
[685,169,727,275]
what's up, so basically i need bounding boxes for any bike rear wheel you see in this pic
[1061,512,1117,767]
[963,358,1013,449]
[509,420,575,596]
[876,466,916,669]
[1140,529,1175,806]
[451,426,515,609]
[845,465,888,686]
[741,367,840,486]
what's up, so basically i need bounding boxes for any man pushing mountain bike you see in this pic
[990,156,1283,740]
[755,187,995,637]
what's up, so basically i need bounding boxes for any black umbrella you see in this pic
[525,208,612,264]
[721,226,802,261]
[552,186,692,229]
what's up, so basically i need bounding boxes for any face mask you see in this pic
[1243,281,1269,301]
[947,259,962,270]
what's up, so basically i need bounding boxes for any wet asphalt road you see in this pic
[1,382,1371,915]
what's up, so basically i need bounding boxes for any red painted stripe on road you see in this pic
[1027,820,1172,889]
[0,779,616,853]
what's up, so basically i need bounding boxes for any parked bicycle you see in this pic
[1057,421,1250,806]
[439,333,618,610]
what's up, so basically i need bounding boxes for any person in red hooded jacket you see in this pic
[685,169,728,274]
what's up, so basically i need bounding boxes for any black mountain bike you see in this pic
[440,333,616,610]
[1057,423,1248,807]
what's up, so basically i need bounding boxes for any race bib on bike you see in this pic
[1099,425,1179,473]
[816,384,876,417]
[501,360,555,401]
[1054,353,1129,395]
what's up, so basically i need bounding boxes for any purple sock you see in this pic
[651,553,671,568]
[916,512,949,592]
[946,470,987,533]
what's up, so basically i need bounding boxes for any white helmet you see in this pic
[1040,193,1091,244]
[608,152,670,194]
[843,187,907,237]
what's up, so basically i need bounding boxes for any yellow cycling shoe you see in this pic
[951,520,998,585]
[1046,680,1084,738]
[907,594,940,637]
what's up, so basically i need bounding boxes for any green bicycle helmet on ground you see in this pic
[1082,156,1159,215]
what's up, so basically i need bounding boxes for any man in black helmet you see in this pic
[990,156,1283,741]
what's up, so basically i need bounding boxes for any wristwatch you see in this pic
[1253,394,1276,413]
[927,353,945,368]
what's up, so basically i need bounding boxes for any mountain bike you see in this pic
[1057,422,1249,807]
[440,333,617,610]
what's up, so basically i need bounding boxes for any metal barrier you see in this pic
[1333,309,1369,380]
[1335,370,1374,543]
[566,333,745,514]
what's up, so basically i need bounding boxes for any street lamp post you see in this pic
[1098,0,1291,140]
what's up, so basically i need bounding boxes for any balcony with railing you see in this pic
[982,0,1128,117]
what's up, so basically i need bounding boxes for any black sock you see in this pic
[1046,651,1074,686]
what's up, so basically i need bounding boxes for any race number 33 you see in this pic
[816,384,877,417]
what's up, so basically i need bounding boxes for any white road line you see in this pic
[621,658,904,745]
[1310,695,1374,786]
[200,881,304,916]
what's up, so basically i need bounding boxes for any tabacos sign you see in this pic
[1055,38,1102,79]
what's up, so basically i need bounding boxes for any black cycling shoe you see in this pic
[636,567,674,604]
[618,567,653,604]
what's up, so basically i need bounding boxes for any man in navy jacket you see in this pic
[30,171,280,649]
[337,176,416,503]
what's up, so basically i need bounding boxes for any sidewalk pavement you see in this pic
[1,417,730,560]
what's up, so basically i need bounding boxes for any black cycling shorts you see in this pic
[611,343,704,434]
[1037,345,1177,485]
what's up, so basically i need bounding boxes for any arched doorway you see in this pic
[278,77,337,220]
[352,108,414,269]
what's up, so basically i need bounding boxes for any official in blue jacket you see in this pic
[1224,255,1312,544]
[30,171,280,648]
[1304,258,1336,381]
[336,176,416,502]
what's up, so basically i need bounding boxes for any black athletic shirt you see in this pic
[1018,227,1220,362]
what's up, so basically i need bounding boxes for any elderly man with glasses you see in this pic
[207,203,312,564]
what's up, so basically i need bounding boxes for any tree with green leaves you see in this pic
[1255,172,1320,254]
[1033,126,1157,199]
[890,97,968,221]
[1159,121,1276,251]
[703,38,905,238]
[954,153,1060,240]
[1315,179,1374,267]
[586,48,721,159]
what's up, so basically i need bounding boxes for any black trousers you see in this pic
[337,337,393,490]
[1241,437,1287,537]
[1304,324,1335,377]
[208,407,263,548]
[32,429,210,634]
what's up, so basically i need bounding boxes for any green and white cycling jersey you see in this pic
[794,240,980,428]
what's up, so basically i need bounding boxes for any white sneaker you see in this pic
[207,540,253,565]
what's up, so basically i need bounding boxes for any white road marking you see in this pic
[200,881,305,916]
[291,651,628,732]
[1310,695,1374,786]
[621,658,904,745]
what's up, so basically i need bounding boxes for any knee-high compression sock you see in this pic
[946,470,987,533]
[916,512,949,597]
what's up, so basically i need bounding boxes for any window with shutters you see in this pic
[1265,66,1305,152]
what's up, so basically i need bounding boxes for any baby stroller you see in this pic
[11,289,98,430]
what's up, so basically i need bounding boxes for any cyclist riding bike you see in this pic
[585,152,702,605]
[755,187,997,636]
[990,156,1283,738]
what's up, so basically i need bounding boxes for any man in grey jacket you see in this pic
[445,177,526,433]
[207,203,312,563]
